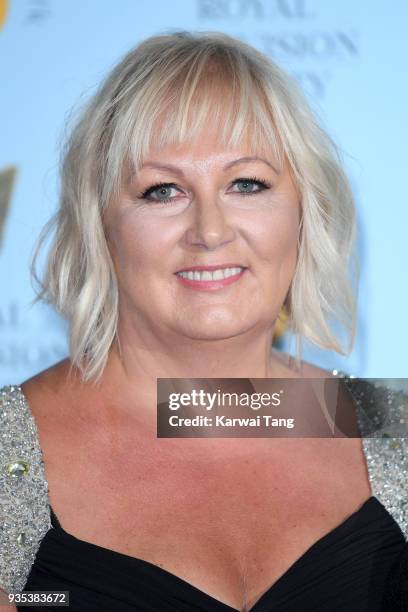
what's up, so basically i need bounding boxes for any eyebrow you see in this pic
[138,156,281,176]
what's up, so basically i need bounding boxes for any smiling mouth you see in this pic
[175,266,246,281]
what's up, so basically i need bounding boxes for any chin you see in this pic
[175,315,257,340]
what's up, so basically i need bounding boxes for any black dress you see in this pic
[22,496,407,611]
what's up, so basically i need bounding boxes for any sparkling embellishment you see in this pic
[390,440,402,450]
[6,460,30,477]
[0,385,52,594]
[332,371,408,540]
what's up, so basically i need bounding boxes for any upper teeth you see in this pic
[177,267,244,281]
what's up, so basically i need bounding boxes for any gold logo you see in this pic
[273,304,289,341]
[0,166,17,249]
[0,0,8,30]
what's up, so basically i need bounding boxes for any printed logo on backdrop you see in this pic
[25,0,51,25]
[0,0,52,28]
[0,300,68,379]
[197,0,359,99]
[0,0,7,29]
[0,166,67,380]
[0,1,56,385]
[0,167,16,248]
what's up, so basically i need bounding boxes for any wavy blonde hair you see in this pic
[31,30,359,383]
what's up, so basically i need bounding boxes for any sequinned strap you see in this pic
[362,436,408,540]
[333,371,408,540]
[0,385,52,594]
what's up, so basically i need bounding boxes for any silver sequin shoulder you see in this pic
[0,385,52,594]
[334,372,408,540]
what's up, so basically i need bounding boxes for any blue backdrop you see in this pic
[1,0,407,385]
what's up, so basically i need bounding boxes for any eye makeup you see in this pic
[137,176,272,204]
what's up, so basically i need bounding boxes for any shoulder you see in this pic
[335,378,408,540]
[17,360,94,477]
[20,358,75,406]
[363,434,408,540]
[0,384,53,593]
[18,359,88,433]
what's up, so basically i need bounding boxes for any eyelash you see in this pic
[138,176,272,204]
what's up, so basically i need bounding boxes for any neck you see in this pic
[64,322,299,431]
[108,325,292,393]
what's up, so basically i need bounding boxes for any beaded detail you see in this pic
[0,385,52,594]
[333,372,408,541]
[0,376,407,595]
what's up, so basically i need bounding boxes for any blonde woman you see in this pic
[1,31,407,612]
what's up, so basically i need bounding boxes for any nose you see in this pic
[185,193,235,250]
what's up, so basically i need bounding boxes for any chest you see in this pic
[43,429,372,610]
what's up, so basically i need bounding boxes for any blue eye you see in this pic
[140,182,178,203]
[138,176,271,204]
[233,177,271,195]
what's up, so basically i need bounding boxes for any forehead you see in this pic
[144,136,263,163]
[136,122,284,174]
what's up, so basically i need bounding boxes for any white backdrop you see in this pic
[1,0,407,385]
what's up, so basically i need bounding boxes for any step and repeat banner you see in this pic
[0,0,407,385]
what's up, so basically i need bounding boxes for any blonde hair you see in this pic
[31,30,359,383]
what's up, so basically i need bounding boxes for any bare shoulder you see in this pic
[20,358,76,391]
[19,358,112,442]
[19,358,79,421]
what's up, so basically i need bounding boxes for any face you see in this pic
[104,128,301,345]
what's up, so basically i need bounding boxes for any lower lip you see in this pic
[174,269,247,290]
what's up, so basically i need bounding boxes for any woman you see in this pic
[0,31,406,611]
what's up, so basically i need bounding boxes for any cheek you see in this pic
[107,214,177,276]
[106,219,146,275]
[246,207,300,263]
